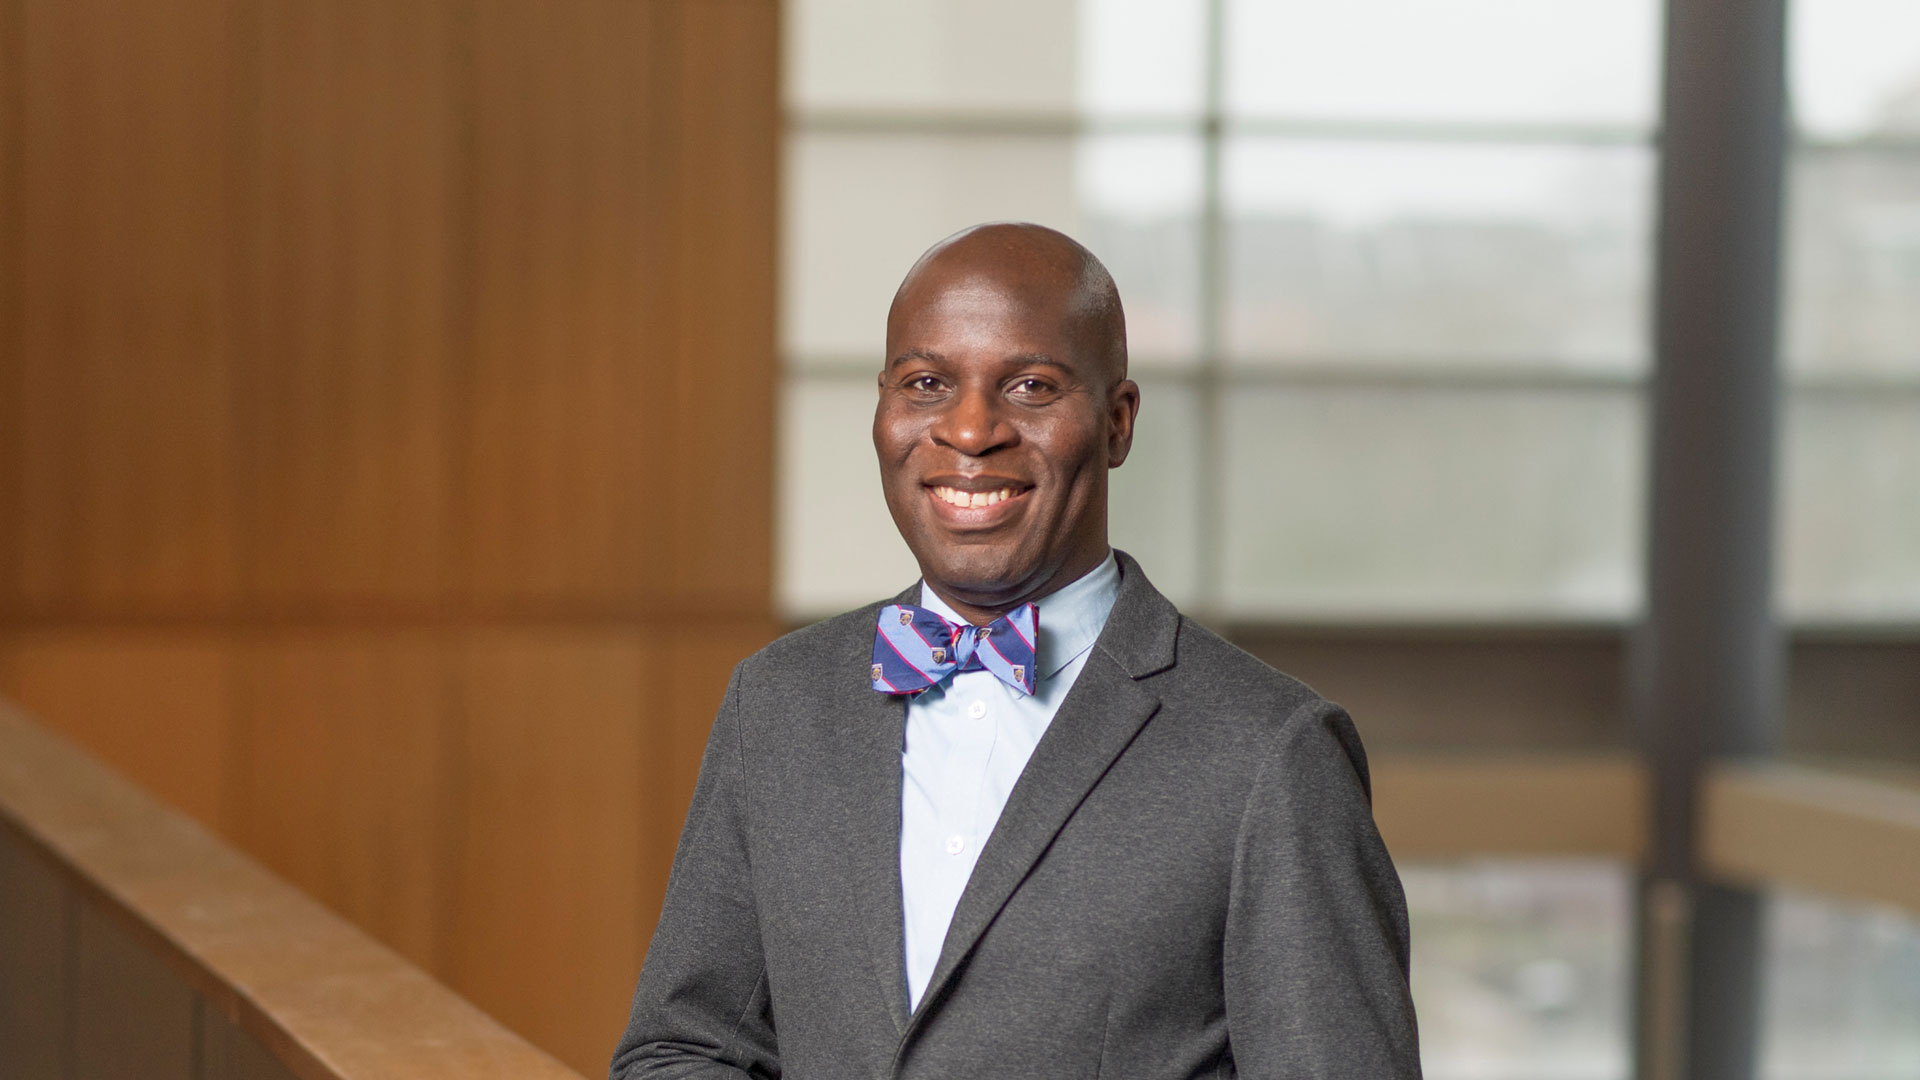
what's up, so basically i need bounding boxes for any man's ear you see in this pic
[1107,379,1140,468]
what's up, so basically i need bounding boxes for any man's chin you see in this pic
[912,547,1039,604]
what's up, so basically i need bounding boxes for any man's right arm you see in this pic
[610,665,780,1079]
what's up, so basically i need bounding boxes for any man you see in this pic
[612,224,1420,1078]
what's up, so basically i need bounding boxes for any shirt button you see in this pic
[944,834,967,855]
[967,700,987,720]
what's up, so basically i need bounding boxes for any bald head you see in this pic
[874,222,1141,623]
[888,223,1128,387]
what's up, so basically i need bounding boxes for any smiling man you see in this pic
[611,224,1421,1079]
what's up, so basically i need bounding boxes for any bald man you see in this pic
[611,224,1421,1079]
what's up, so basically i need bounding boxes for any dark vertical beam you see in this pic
[1634,0,1790,1077]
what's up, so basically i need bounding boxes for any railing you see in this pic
[0,696,585,1080]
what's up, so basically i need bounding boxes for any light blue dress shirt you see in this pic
[899,551,1123,1011]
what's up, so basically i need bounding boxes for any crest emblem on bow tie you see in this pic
[871,603,1038,696]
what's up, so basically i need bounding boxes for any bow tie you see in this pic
[871,603,1038,697]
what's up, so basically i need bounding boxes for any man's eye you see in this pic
[1010,378,1053,396]
[908,375,945,393]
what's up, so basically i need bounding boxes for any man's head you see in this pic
[874,222,1140,625]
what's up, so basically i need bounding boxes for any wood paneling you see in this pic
[229,633,449,970]
[72,900,198,1080]
[459,0,667,608]
[237,0,457,610]
[0,0,22,622]
[1,0,782,1069]
[201,1009,299,1080]
[0,697,585,1080]
[10,0,242,613]
[656,0,779,614]
[0,827,69,1080]
[639,621,780,944]
[447,630,650,1075]
[0,632,234,827]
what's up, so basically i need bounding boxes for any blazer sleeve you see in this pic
[1222,699,1422,1079]
[610,665,780,1080]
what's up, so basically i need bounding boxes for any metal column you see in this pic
[1633,0,1790,1077]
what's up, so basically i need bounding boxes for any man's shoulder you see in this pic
[1158,611,1339,725]
[735,597,894,683]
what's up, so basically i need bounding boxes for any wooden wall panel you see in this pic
[200,1008,300,1080]
[1,0,782,1069]
[72,900,197,1080]
[458,0,667,609]
[237,0,457,610]
[10,0,241,614]
[228,633,449,970]
[657,0,779,615]
[446,630,650,1074]
[0,632,234,827]
[633,621,780,951]
[0,0,21,621]
[0,826,69,1080]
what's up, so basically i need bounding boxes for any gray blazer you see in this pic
[612,553,1420,1079]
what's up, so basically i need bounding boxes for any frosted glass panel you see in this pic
[1760,889,1920,1079]
[785,132,1202,364]
[1220,386,1643,619]
[1224,140,1653,370]
[1109,378,1202,607]
[778,378,921,618]
[1790,0,1920,138]
[1780,395,1920,620]
[787,0,1203,116]
[1783,152,1920,376]
[1225,0,1660,127]
[1406,860,1631,1080]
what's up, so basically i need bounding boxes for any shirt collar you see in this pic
[918,550,1123,681]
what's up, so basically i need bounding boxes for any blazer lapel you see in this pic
[829,586,919,1038]
[908,552,1180,1025]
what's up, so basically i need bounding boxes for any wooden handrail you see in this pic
[1702,760,1920,915]
[1370,752,1647,860]
[0,696,585,1080]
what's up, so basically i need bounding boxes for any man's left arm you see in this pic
[1222,699,1422,1078]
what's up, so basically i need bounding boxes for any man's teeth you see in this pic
[933,486,1017,508]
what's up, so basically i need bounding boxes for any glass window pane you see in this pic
[1790,0,1920,139]
[1779,393,1920,621]
[1223,140,1653,371]
[1225,0,1660,127]
[1405,859,1632,1080]
[778,377,921,619]
[1110,377,1202,608]
[1219,385,1644,620]
[1783,150,1920,377]
[1760,888,1920,1079]
[784,131,1203,365]
[786,0,1203,116]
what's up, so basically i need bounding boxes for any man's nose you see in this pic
[930,386,1013,457]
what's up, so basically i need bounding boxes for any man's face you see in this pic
[874,270,1137,615]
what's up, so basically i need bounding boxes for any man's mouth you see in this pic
[929,484,1026,509]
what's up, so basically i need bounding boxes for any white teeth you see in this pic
[932,485,1019,508]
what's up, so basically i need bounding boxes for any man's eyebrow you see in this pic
[888,347,943,368]
[1008,353,1071,372]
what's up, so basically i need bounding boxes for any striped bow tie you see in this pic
[871,603,1038,697]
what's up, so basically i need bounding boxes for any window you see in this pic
[780,0,1662,622]
[1779,0,1920,622]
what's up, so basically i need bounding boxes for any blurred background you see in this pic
[0,1,1916,1078]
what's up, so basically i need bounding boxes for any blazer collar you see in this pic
[833,551,1184,1048]
[900,550,1182,1043]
